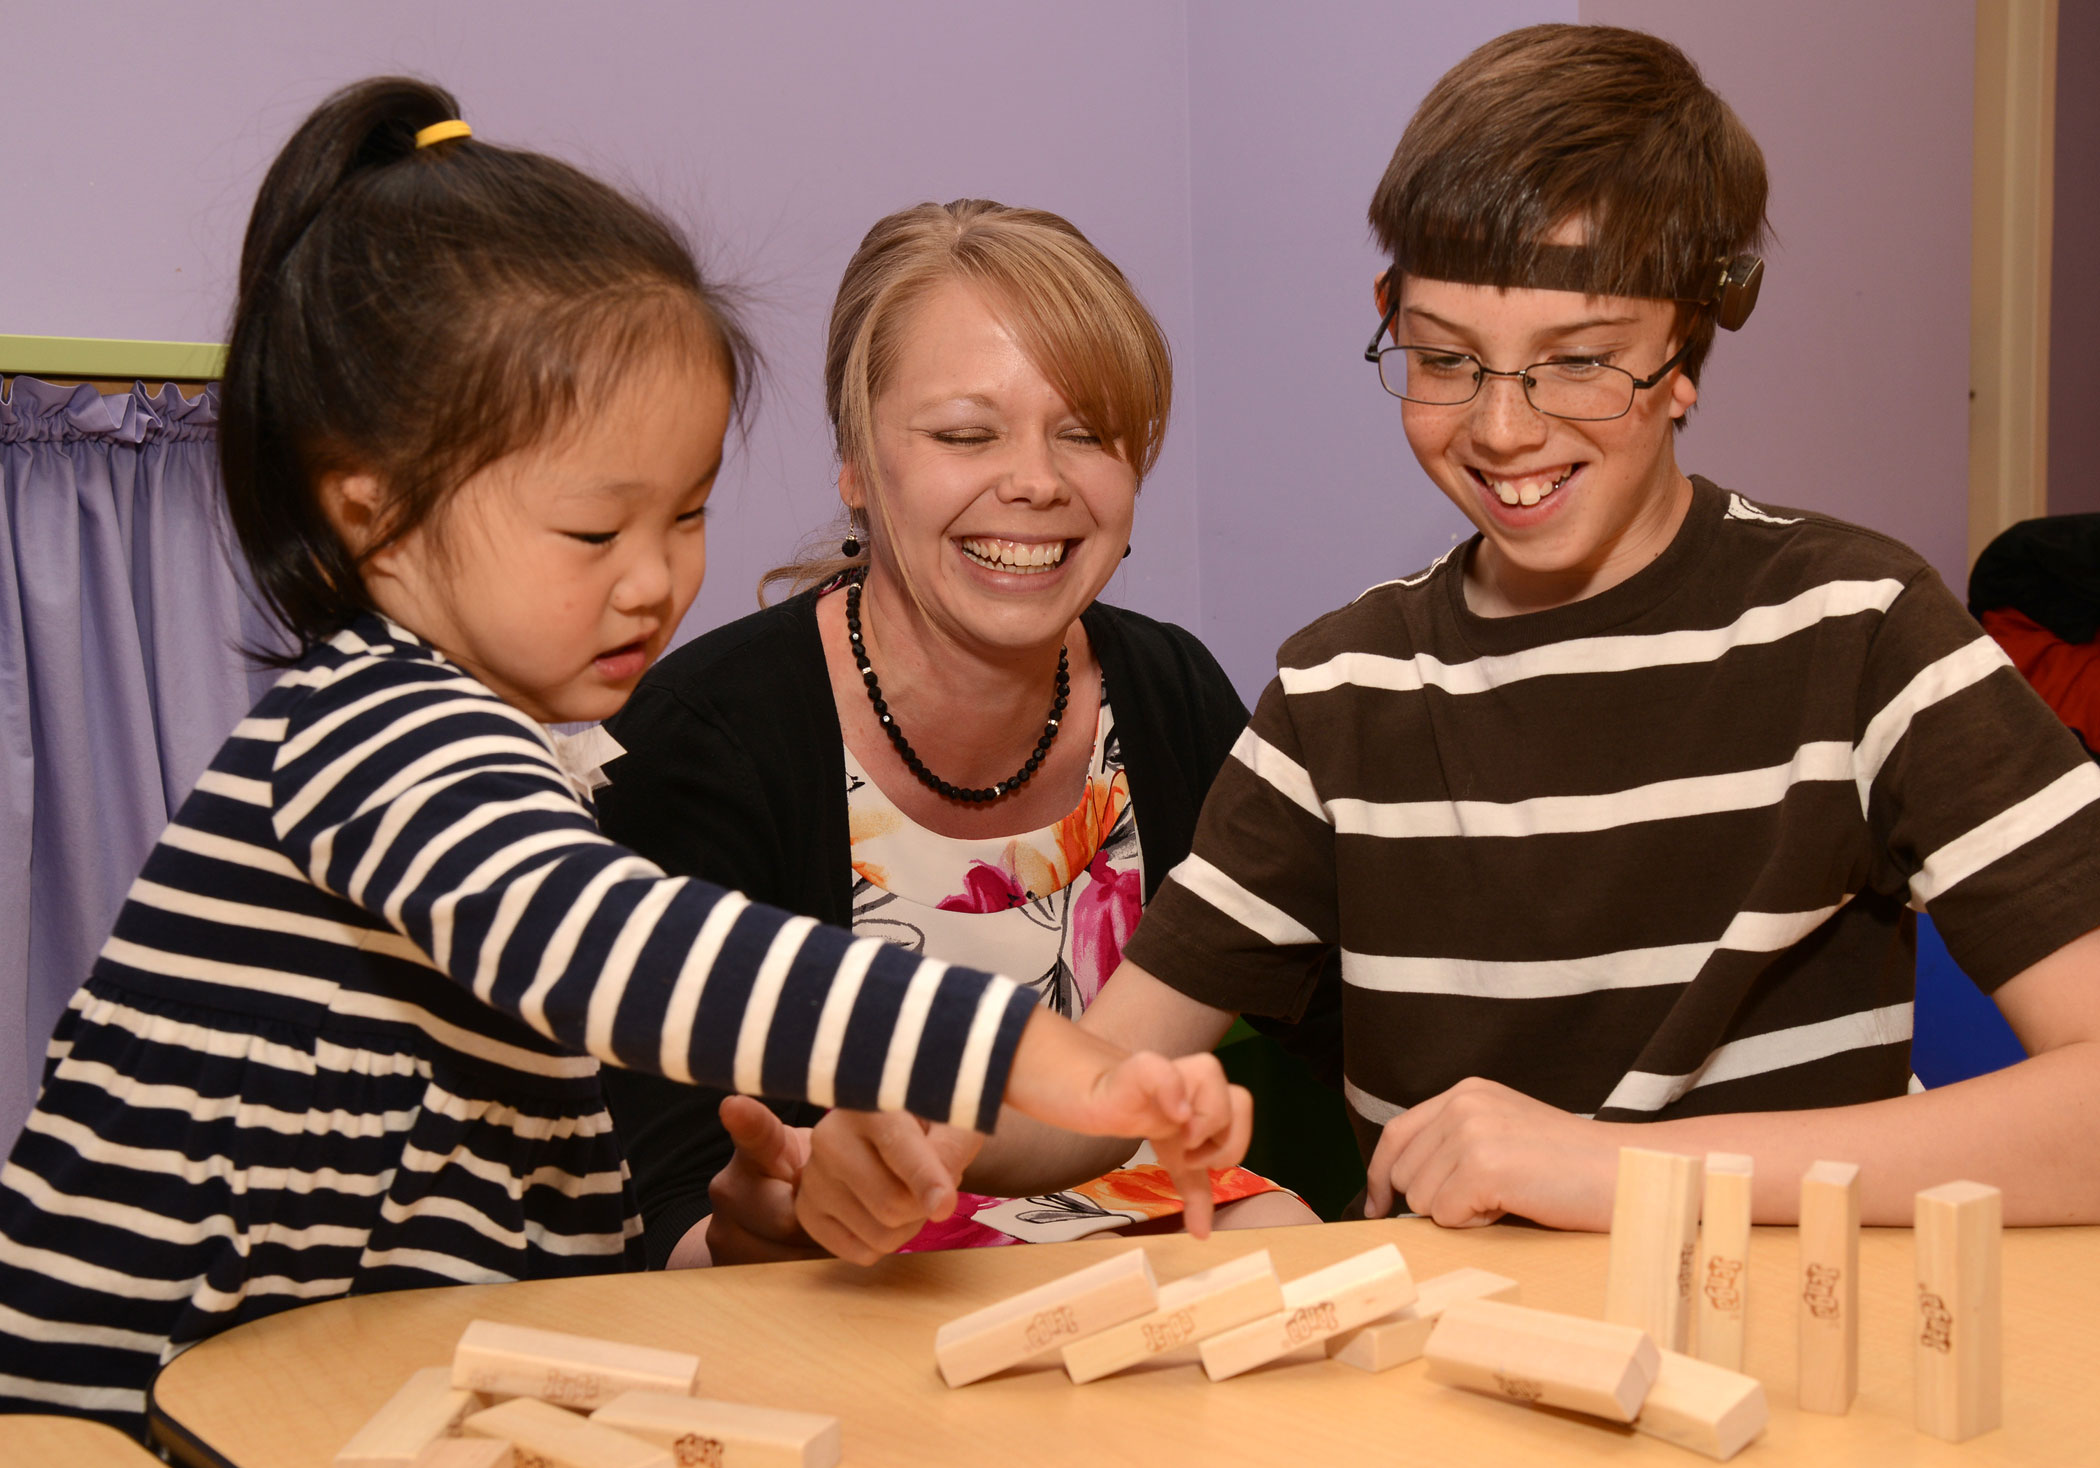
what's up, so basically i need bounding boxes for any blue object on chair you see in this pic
[1911,914,2028,1087]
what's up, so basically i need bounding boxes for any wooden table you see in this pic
[151,1217,2095,1467]
[0,1414,164,1464]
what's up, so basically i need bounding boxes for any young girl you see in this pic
[0,77,1246,1434]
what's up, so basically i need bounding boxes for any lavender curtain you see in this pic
[0,377,270,1146]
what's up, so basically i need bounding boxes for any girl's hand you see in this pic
[793,1111,984,1265]
[1363,1077,1632,1231]
[701,1096,828,1266]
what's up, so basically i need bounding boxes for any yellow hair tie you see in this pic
[414,119,472,149]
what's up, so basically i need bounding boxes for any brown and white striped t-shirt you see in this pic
[1126,479,2100,1155]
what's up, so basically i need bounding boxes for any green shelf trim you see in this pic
[0,334,225,380]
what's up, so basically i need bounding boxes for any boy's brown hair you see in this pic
[1369,24,1769,384]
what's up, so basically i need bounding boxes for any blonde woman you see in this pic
[596,200,1321,1265]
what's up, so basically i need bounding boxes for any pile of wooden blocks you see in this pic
[334,1320,840,1468]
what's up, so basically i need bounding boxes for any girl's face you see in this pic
[353,353,731,723]
[845,279,1138,656]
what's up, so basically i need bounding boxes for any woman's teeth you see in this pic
[960,537,1067,573]
[1484,467,1575,507]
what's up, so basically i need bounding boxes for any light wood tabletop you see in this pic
[0,1413,164,1464]
[150,1217,2095,1467]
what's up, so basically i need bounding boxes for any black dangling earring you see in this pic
[841,535,862,558]
[1122,544,1132,559]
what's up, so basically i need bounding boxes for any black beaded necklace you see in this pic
[845,573,1069,804]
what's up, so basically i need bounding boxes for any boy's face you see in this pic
[1391,272,1700,616]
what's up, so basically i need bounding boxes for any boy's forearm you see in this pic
[1634,1041,2100,1226]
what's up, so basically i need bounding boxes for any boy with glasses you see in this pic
[726,24,2100,1253]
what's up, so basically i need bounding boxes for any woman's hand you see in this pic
[1364,1077,1632,1231]
[700,1096,828,1266]
[794,1111,984,1265]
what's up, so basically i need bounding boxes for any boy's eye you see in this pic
[1413,351,1475,376]
[1541,356,1610,379]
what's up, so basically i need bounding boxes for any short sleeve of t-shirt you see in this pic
[1856,567,2100,989]
[1123,673,1338,1020]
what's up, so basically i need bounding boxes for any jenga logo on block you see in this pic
[1703,1256,1744,1312]
[1283,1302,1339,1345]
[672,1433,725,1467]
[516,1454,553,1468]
[1803,1264,1843,1320]
[1142,1308,1197,1354]
[1918,1287,1954,1353]
[1677,1243,1696,1298]
[1494,1373,1545,1402]
[1024,1305,1079,1350]
[539,1368,602,1405]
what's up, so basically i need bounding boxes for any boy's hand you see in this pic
[1364,1077,1631,1231]
[794,1111,983,1264]
[703,1096,827,1265]
[1072,1049,1253,1239]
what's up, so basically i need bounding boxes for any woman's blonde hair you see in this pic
[761,198,1172,604]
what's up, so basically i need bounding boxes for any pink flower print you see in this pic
[1069,853,1142,1009]
[937,859,1029,914]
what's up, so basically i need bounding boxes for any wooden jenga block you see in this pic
[413,1440,515,1468]
[1198,1243,1416,1382]
[1634,1348,1769,1461]
[1914,1180,2003,1443]
[453,1321,700,1412]
[1798,1159,1861,1415]
[935,1248,1156,1387]
[1423,1299,1660,1423]
[591,1391,841,1468]
[1695,1153,1754,1371]
[1326,1267,1521,1373]
[1605,1146,1703,1353]
[1061,1249,1284,1383]
[336,1365,484,1467]
[463,1398,671,1468]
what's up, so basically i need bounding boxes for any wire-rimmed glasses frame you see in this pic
[1362,291,1698,423]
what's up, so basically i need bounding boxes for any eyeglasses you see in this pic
[1362,296,1695,422]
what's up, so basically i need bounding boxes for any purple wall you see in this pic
[1580,0,1977,595]
[2051,0,2100,517]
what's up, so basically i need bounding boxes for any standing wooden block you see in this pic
[1604,1146,1703,1352]
[1423,1299,1660,1423]
[1914,1180,2003,1442]
[1695,1153,1754,1371]
[413,1441,515,1468]
[1061,1249,1284,1383]
[1797,1159,1861,1415]
[464,1398,671,1468]
[1198,1244,1417,1382]
[1326,1267,1521,1373]
[453,1321,700,1411]
[336,1365,484,1467]
[1634,1348,1768,1461]
[935,1248,1156,1387]
[591,1391,841,1468]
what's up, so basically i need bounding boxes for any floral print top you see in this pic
[845,699,1143,1020]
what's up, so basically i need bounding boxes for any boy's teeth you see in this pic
[960,537,1066,572]
[1485,468,1571,508]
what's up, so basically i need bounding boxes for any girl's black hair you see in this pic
[221,76,757,658]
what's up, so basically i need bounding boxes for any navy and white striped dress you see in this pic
[0,615,1035,1431]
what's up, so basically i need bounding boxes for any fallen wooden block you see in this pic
[412,1440,514,1468]
[1605,1146,1703,1353]
[1915,1180,2003,1443]
[1062,1249,1284,1383]
[1634,1348,1768,1461]
[464,1398,670,1468]
[935,1248,1156,1387]
[1694,1153,1754,1371]
[1326,1266,1521,1373]
[591,1390,841,1468]
[1198,1243,1416,1381]
[336,1365,484,1468]
[1798,1160,1860,1415]
[453,1320,700,1412]
[1424,1299,1660,1423]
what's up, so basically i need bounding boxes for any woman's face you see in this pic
[845,278,1138,655]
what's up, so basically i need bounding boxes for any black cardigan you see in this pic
[595,588,1252,1266]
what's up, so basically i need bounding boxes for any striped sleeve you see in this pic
[1123,674,1338,1017]
[269,654,1035,1131]
[1856,570,2100,988]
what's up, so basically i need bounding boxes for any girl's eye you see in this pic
[676,505,709,525]
[565,531,617,546]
